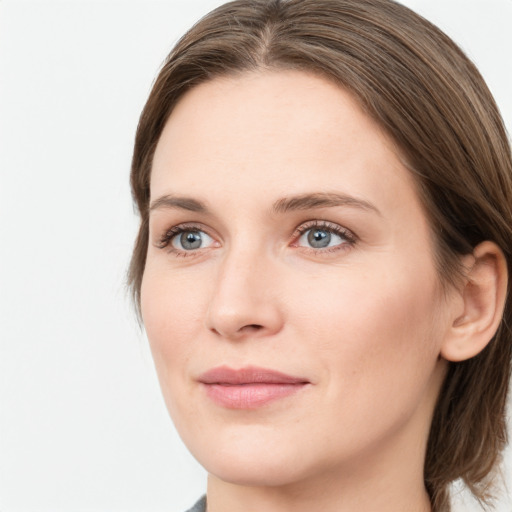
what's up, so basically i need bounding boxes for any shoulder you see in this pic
[183,495,206,512]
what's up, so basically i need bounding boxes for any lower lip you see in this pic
[202,383,307,409]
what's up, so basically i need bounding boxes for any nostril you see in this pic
[242,324,263,332]
[209,324,263,337]
[244,324,263,331]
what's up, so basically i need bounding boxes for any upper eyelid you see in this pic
[295,220,344,230]
[292,220,356,237]
[158,219,350,235]
[157,221,212,237]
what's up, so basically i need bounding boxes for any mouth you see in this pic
[198,365,310,409]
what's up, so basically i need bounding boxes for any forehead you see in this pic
[150,70,418,218]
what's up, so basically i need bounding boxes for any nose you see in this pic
[205,247,284,341]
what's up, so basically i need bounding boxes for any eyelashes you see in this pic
[155,220,357,257]
[292,220,356,252]
[155,223,216,253]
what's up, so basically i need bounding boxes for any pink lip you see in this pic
[198,365,310,409]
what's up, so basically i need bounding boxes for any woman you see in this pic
[128,0,512,510]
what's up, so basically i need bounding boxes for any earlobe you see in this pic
[441,241,508,362]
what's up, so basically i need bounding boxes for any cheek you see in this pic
[141,264,217,434]
[140,263,210,391]
[290,262,445,403]
[279,266,447,462]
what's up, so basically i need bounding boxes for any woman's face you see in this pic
[142,70,453,487]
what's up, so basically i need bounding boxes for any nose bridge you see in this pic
[206,239,282,339]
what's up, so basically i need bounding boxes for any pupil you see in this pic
[181,231,202,250]
[308,229,331,248]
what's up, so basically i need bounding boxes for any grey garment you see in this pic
[184,496,206,512]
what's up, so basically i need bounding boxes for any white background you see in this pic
[0,1,511,511]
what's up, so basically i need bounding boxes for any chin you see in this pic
[182,424,316,487]
[202,454,312,488]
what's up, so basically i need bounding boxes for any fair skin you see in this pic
[141,70,504,512]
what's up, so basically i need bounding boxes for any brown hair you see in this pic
[128,1,512,510]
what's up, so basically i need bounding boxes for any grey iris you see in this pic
[308,229,331,248]
[181,231,202,250]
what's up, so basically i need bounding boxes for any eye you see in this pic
[294,221,356,251]
[298,228,343,249]
[155,223,218,255]
[171,229,215,251]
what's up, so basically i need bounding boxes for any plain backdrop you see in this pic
[0,1,511,511]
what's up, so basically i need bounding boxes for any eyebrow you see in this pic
[149,195,209,214]
[271,192,381,216]
[149,192,380,216]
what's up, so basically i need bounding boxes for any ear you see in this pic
[441,241,508,362]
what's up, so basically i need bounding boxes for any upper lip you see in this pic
[198,365,309,385]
